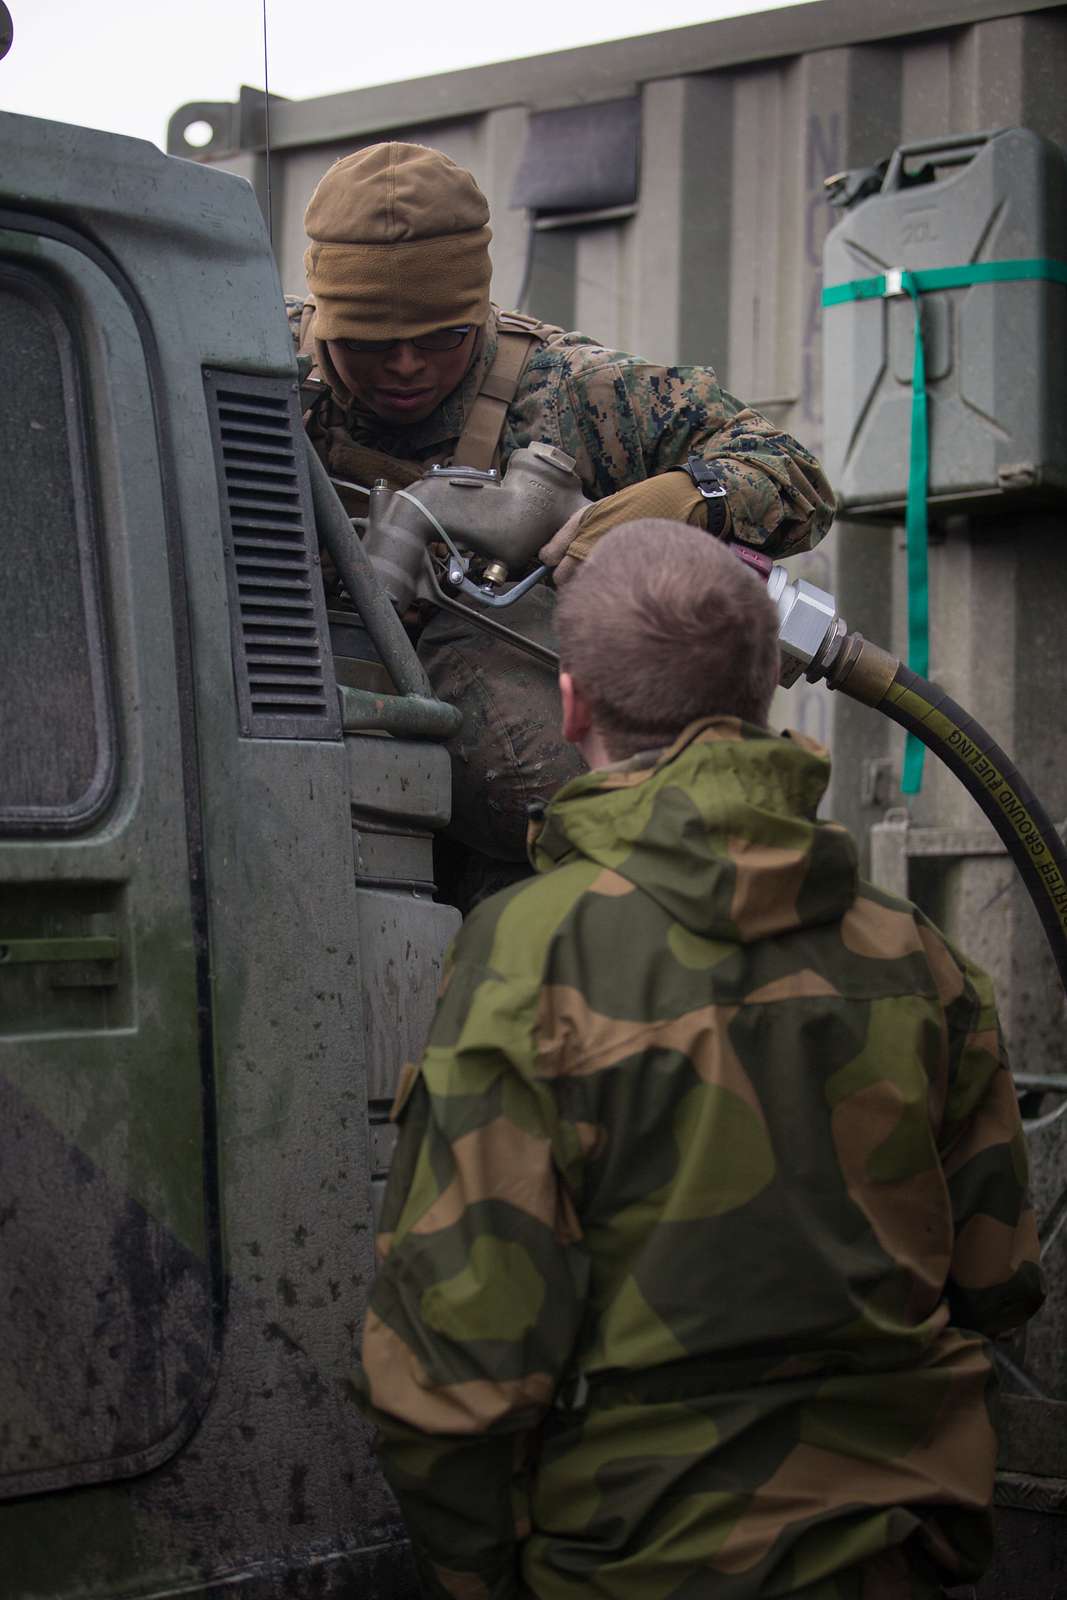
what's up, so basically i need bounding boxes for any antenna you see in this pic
[261,0,273,248]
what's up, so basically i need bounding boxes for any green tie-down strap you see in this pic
[822,257,1067,793]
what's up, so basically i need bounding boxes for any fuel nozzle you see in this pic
[362,443,591,613]
[727,545,847,687]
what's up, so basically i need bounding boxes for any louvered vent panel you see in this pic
[205,371,340,739]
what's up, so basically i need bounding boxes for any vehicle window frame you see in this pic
[0,260,117,834]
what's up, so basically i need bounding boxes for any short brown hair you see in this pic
[555,519,780,759]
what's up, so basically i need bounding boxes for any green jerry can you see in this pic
[823,127,1067,519]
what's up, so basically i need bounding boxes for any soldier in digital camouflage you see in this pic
[290,142,835,900]
[353,520,1045,1600]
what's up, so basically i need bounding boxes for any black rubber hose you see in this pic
[831,642,1067,991]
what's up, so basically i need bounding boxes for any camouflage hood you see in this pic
[530,717,858,940]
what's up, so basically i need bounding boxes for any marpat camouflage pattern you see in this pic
[290,302,836,558]
[354,720,1044,1600]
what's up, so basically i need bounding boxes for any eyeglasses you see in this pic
[336,327,472,354]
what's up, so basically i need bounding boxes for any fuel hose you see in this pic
[825,633,1067,991]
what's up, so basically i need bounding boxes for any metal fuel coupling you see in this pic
[726,544,847,688]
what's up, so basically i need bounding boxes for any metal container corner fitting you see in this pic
[823,126,1067,520]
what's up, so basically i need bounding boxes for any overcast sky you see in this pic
[1,0,817,148]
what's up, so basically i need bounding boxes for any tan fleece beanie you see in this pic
[304,142,493,343]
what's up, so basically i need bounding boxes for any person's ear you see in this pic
[560,671,593,746]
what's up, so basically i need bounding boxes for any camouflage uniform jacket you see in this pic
[292,301,836,558]
[355,720,1044,1600]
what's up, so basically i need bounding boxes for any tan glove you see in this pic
[538,470,726,588]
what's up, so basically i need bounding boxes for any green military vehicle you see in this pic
[0,84,462,1597]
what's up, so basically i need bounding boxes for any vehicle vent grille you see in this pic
[205,371,340,740]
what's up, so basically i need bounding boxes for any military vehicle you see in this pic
[0,19,459,1589]
[3,0,1067,1595]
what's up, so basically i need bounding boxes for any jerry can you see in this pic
[823,127,1067,518]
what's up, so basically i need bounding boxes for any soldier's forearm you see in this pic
[684,405,836,557]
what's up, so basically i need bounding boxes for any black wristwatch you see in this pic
[685,454,729,538]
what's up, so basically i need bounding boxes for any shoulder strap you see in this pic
[295,297,317,358]
[494,309,559,337]
[287,294,333,418]
[453,323,546,471]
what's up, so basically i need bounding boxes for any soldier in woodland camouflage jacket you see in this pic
[293,142,835,885]
[354,522,1044,1600]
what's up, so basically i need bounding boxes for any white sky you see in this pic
[0,0,818,148]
